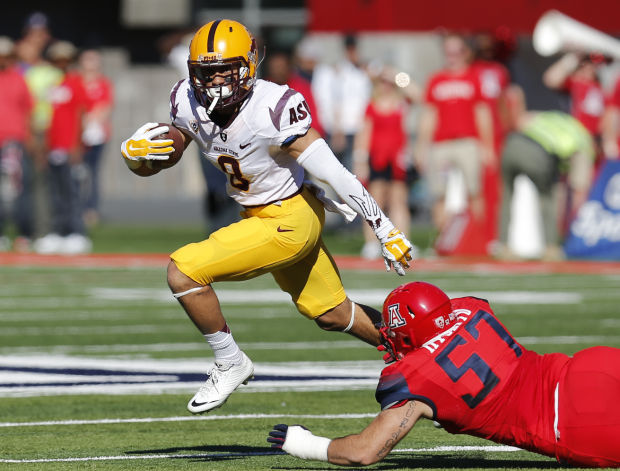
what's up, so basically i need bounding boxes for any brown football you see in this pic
[152,123,185,169]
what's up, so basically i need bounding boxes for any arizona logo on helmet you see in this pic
[387,304,407,328]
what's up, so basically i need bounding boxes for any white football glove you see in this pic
[120,122,174,161]
[380,228,414,276]
[267,424,330,461]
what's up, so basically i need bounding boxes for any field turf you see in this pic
[1,225,619,470]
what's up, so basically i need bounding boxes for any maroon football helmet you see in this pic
[379,282,453,362]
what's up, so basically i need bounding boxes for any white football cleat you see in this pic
[187,352,254,414]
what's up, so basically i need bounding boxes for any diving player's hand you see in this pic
[380,229,413,276]
[121,122,174,161]
[267,423,289,450]
[267,424,330,461]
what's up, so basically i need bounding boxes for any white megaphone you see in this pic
[533,10,620,60]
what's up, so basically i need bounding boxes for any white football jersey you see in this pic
[169,79,312,206]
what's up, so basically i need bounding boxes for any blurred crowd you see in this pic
[0,12,113,254]
[3,11,620,261]
[258,30,620,261]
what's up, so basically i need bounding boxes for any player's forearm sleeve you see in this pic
[297,138,394,241]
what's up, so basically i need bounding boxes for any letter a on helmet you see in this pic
[387,304,407,328]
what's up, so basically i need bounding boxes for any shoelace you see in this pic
[198,364,224,393]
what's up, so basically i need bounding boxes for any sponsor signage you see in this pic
[564,161,620,259]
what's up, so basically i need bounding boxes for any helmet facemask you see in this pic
[378,319,416,364]
[188,59,253,115]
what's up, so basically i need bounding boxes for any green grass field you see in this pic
[1,225,619,470]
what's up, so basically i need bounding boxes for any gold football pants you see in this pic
[170,187,347,318]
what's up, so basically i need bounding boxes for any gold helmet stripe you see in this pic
[207,19,221,53]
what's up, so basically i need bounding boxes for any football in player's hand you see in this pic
[152,123,185,169]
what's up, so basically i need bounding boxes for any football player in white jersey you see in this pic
[121,19,413,414]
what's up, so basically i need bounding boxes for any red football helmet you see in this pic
[379,282,453,361]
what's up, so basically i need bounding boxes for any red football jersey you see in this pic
[376,297,570,459]
[424,67,483,142]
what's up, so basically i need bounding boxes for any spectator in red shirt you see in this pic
[353,65,420,260]
[602,76,620,160]
[79,48,114,227]
[34,40,91,255]
[543,53,605,139]
[0,36,35,252]
[416,34,495,231]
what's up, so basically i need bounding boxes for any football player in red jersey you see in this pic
[269,282,620,468]
[120,19,413,415]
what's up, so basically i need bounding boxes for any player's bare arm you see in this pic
[284,128,414,276]
[268,400,430,466]
[329,400,428,466]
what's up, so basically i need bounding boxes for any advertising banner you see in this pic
[564,161,620,259]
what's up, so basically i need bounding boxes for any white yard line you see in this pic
[0,379,379,397]
[0,324,193,336]
[0,355,382,371]
[0,340,364,355]
[0,412,377,428]
[88,288,584,305]
[0,445,521,463]
[2,332,616,357]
